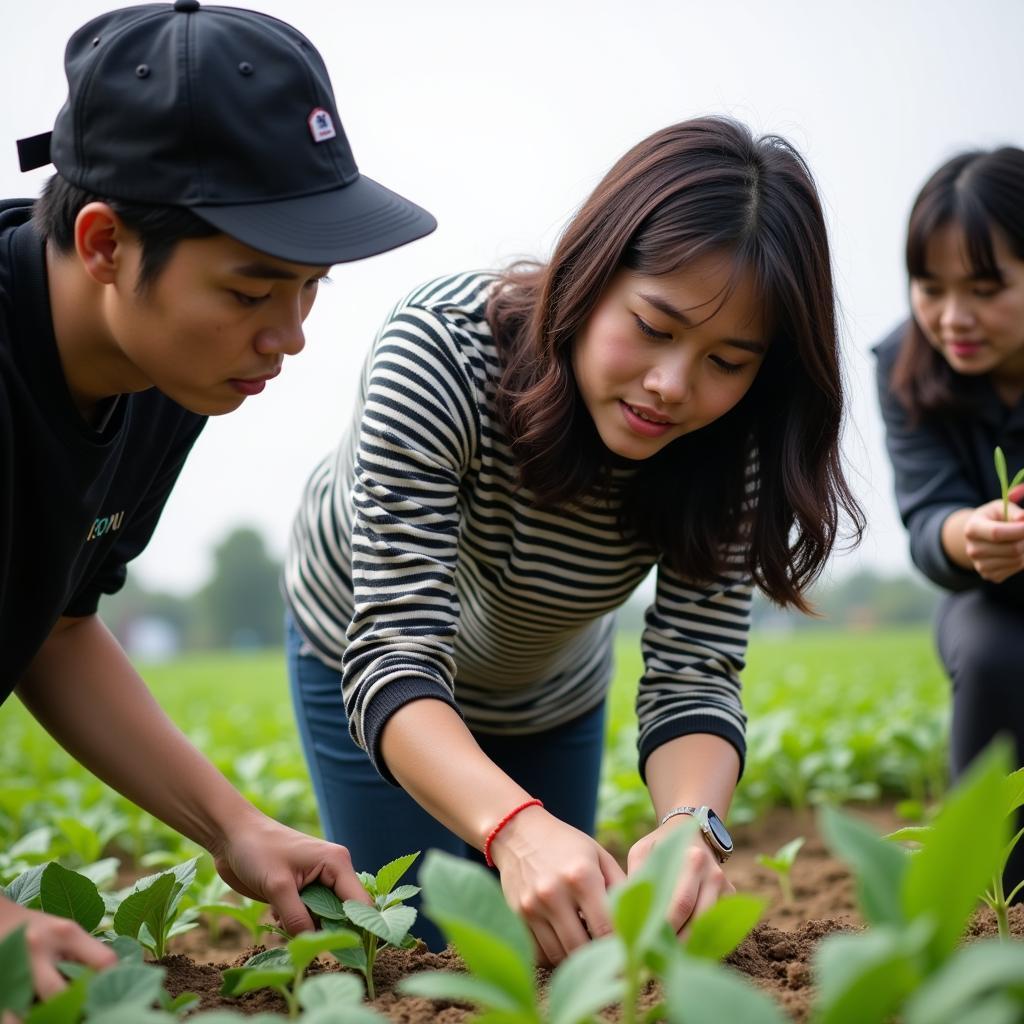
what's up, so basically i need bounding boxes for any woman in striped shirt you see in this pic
[284,117,862,960]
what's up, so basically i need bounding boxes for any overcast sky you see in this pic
[4,0,1022,596]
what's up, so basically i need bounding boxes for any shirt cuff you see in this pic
[638,716,746,784]
[912,505,980,592]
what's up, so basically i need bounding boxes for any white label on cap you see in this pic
[308,108,337,143]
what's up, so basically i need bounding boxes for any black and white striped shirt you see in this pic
[285,272,750,783]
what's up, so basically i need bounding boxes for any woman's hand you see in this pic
[209,809,372,935]
[487,804,626,966]
[961,488,1024,583]
[627,817,734,935]
[0,895,118,1002]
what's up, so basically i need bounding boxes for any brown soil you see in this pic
[158,805,1024,1022]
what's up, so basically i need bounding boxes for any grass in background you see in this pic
[0,628,950,864]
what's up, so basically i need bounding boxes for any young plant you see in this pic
[300,852,420,1000]
[198,892,280,943]
[994,445,1024,521]
[812,739,1024,1024]
[756,836,805,905]
[220,930,383,1020]
[112,857,201,958]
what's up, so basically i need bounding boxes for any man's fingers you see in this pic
[266,879,316,935]
[317,847,371,905]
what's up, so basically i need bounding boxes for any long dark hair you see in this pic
[891,147,1024,420]
[488,117,863,611]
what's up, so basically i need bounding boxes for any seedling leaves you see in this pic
[40,861,104,932]
[683,893,766,961]
[0,925,33,1015]
[4,864,47,907]
[298,971,365,1008]
[663,951,788,1024]
[287,927,360,976]
[611,879,654,949]
[85,962,165,1014]
[819,806,907,928]
[113,872,176,942]
[547,935,626,1024]
[400,971,523,1013]
[24,973,89,1024]
[374,852,419,895]
[244,947,294,969]
[300,882,349,922]
[344,900,417,945]
[220,966,294,997]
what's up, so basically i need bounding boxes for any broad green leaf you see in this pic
[0,925,33,1014]
[300,882,349,921]
[884,826,932,845]
[683,893,766,961]
[434,917,537,1013]
[220,966,294,997]
[903,740,1011,964]
[160,990,200,1014]
[10,828,56,860]
[1002,767,1024,817]
[244,947,293,969]
[819,806,907,927]
[904,940,1024,1024]
[113,873,176,942]
[374,852,419,896]
[400,971,522,1012]
[547,935,626,1024]
[40,862,104,933]
[344,900,417,945]
[663,951,788,1024]
[298,971,365,1008]
[25,972,89,1023]
[287,928,360,976]
[197,903,266,934]
[4,863,48,907]
[949,994,1024,1024]
[420,851,533,967]
[85,962,165,1013]
[105,935,145,962]
[84,1009,175,1024]
[333,944,368,971]
[56,817,102,863]
[610,879,654,951]
[813,923,929,1024]
[380,884,420,907]
[78,858,120,890]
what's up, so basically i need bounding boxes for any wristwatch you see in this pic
[659,805,734,863]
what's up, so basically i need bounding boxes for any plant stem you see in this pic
[364,934,379,1001]
[779,874,794,905]
[621,954,640,1024]
[989,875,1011,942]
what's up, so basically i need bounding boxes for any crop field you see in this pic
[0,627,950,864]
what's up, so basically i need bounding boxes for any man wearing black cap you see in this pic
[1,1,435,999]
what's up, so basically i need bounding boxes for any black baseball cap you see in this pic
[16,1,436,265]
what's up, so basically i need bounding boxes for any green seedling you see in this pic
[112,857,200,958]
[300,852,420,1000]
[811,739,1024,1024]
[994,446,1024,521]
[756,837,805,905]
[403,825,766,1024]
[221,930,377,1019]
[197,893,280,943]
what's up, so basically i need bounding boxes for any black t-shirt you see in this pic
[0,201,206,700]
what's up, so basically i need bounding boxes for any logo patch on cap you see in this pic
[308,108,337,143]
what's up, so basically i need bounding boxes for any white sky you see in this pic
[3,0,1022,595]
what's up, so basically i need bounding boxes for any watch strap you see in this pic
[659,805,700,827]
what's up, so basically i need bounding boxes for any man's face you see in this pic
[105,232,330,416]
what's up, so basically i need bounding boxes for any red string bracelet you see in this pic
[484,798,543,867]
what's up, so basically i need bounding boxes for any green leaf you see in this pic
[400,971,522,1012]
[1002,768,1024,817]
[0,925,34,1014]
[663,951,788,1024]
[380,884,420,907]
[300,882,349,922]
[77,858,121,890]
[903,740,1011,964]
[904,940,1024,1024]
[197,903,265,935]
[547,936,626,1024]
[884,826,932,845]
[244,947,294,969]
[113,873,176,943]
[220,966,294,997]
[420,851,533,969]
[683,893,766,961]
[40,862,105,933]
[344,900,417,945]
[85,963,166,1013]
[4,864,48,907]
[812,922,930,1024]
[25,972,89,1023]
[995,446,1009,497]
[298,972,365,1008]
[819,806,907,927]
[105,935,145,962]
[286,928,361,976]
[83,1009,176,1024]
[332,944,368,972]
[610,879,654,951]
[303,1006,387,1024]
[374,852,420,896]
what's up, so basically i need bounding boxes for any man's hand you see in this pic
[0,894,117,1001]
[208,809,372,935]
[626,817,734,936]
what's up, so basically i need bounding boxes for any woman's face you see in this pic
[571,256,767,461]
[910,223,1024,396]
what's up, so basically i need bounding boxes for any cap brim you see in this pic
[191,174,436,266]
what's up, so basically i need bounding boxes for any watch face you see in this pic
[705,809,734,852]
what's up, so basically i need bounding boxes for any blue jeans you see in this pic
[285,612,607,949]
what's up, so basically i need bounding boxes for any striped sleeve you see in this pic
[635,555,751,781]
[341,304,480,783]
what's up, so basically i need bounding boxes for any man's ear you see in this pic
[74,202,132,285]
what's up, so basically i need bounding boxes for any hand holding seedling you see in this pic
[958,488,1024,583]
[626,817,734,935]
[0,894,117,1001]
[488,805,625,966]
[210,811,372,936]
